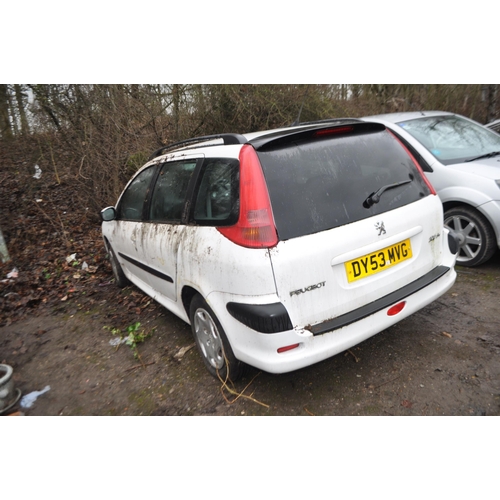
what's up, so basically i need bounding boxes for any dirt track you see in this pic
[2,251,499,416]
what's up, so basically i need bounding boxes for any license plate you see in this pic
[345,238,412,283]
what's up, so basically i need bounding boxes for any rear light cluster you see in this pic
[217,144,278,248]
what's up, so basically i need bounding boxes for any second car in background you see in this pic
[363,111,500,266]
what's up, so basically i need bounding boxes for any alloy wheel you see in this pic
[444,213,482,263]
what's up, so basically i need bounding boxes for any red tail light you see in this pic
[388,130,437,195]
[217,145,278,248]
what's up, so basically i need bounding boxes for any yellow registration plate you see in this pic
[345,238,412,283]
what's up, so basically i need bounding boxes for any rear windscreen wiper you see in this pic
[363,179,412,208]
[465,150,500,162]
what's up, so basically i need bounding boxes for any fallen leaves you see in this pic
[0,176,110,325]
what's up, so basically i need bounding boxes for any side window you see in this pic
[117,166,156,221]
[193,158,239,226]
[149,160,197,222]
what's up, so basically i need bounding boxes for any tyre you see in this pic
[107,244,130,288]
[189,294,245,382]
[444,206,496,267]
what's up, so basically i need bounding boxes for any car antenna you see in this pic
[291,86,310,126]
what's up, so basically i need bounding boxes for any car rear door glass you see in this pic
[149,160,197,222]
[117,166,156,221]
[258,130,431,240]
[192,158,239,226]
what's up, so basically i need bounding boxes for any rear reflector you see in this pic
[387,301,406,316]
[277,343,300,353]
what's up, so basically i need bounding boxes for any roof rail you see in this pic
[148,133,247,160]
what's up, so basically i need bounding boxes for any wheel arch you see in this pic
[437,180,496,209]
[443,203,497,266]
[442,200,467,213]
[442,201,498,240]
[103,236,130,287]
[102,236,111,252]
[181,286,200,323]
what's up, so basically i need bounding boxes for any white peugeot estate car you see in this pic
[101,120,458,381]
[363,111,500,266]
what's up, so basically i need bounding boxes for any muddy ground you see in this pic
[2,251,499,416]
[1,143,499,416]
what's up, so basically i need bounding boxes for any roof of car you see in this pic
[242,118,363,141]
[149,118,367,159]
[362,111,455,124]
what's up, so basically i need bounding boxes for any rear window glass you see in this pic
[257,130,431,240]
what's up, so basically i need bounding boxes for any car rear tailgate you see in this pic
[269,196,445,330]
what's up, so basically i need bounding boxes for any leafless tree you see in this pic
[0,84,13,139]
[2,83,497,213]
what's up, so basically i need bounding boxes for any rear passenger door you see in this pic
[142,157,199,302]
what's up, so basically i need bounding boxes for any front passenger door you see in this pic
[110,165,157,288]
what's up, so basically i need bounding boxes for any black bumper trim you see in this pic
[310,266,451,336]
[227,302,293,334]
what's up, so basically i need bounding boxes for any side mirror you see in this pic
[100,206,117,222]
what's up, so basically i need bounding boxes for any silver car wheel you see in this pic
[193,308,225,370]
[444,206,496,267]
[444,214,482,262]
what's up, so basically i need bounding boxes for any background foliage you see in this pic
[1,84,498,212]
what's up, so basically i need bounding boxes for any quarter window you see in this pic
[193,158,239,225]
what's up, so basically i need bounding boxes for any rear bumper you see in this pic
[207,265,456,374]
[310,265,450,335]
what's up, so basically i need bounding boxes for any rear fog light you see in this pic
[277,343,300,353]
[387,301,406,316]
